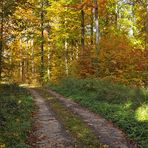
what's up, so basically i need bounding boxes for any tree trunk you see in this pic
[91,8,94,45]
[0,0,4,81]
[146,0,148,50]
[81,8,85,54]
[31,40,35,75]
[94,0,100,53]
[64,40,69,76]
[115,3,119,30]
[41,1,44,81]
[19,37,25,82]
[47,28,50,81]
[47,48,50,80]
[26,40,29,81]
[128,2,135,37]
[19,39,22,82]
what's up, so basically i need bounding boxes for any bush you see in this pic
[0,84,33,148]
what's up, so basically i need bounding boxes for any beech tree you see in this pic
[146,0,148,50]
[94,0,100,52]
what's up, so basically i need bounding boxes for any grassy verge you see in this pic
[48,78,148,148]
[38,89,100,148]
[0,84,33,148]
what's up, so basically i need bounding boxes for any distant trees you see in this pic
[0,0,147,86]
[0,0,26,81]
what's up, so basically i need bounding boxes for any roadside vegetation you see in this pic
[49,78,148,148]
[0,84,33,148]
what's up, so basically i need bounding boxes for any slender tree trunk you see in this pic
[93,0,100,76]
[146,0,148,50]
[47,28,50,81]
[9,47,13,81]
[26,40,29,81]
[19,39,22,81]
[94,0,100,53]
[45,10,51,81]
[19,38,25,82]
[64,13,69,76]
[64,40,69,76]
[20,37,25,82]
[47,48,50,80]
[115,3,119,30]
[91,8,94,45]
[41,1,44,81]
[31,40,35,75]
[81,8,85,54]
[131,3,134,36]
[0,0,4,81]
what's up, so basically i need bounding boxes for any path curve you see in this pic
[44,88,137,148]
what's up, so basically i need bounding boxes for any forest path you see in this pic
[28,88,75,148]
[28,87,136,148]
[42,88,137,148]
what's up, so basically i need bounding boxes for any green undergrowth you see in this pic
[38,89,100,148]
[48,78,148,148]
[0,84,33,148]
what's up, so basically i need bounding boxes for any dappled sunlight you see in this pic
[19,83,42,88]
[135,104,148,121]
[123,101,132,109]
[47,96,54,100]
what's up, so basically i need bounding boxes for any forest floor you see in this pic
[28,87,137,148]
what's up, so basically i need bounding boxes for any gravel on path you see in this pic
[29,88,75,148]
